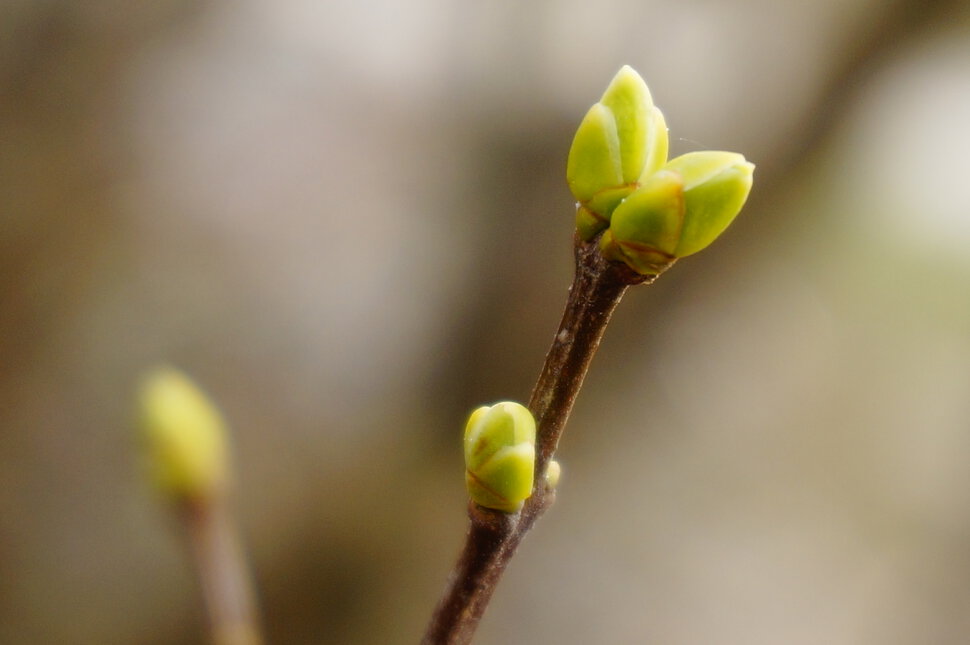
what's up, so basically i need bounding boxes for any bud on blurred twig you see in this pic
[137,366,263,645]
[139,366,229,502]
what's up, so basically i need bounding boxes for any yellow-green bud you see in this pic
[664,151,754,258]
[599,153,754,275]
[567,103,623,205]
[138,367,229,501]
[600,169,685,275]
[463,401,536,513]
[567,66,669,241]
[599,65,668,185]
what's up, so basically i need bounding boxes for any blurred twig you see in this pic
[180,499,264,645]
[139,367,263,645]
[751,0,961,209]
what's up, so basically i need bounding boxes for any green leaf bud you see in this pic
[464,401,536,513]
[599,169,685,275]
[138,366,229,501]
[566,103,623,204]
[664,151,755,257]
[600,65,662,183]
[567,66,670,241]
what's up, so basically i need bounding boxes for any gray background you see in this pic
[2,0,970,643]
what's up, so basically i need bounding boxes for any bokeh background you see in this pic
[3,0,970,643]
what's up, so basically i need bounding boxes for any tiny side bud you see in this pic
[544,460,562,490]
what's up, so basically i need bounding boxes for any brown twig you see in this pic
[422,237,653,645]
[180,498,264,645]
[421,503,518,645]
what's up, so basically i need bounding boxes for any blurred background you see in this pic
[2,0,970,643]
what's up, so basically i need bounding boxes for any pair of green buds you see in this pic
[464,402,559,513]
[568,66,754,275]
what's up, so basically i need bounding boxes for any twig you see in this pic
[423,237,653,644]
[180,498,264,645]
[421,503,518,645]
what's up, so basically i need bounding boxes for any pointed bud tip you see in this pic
[602,65,653,106]
[600,65,665,184]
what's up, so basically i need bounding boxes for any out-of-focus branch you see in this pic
[181,499,263,645]
[138,367,263,645]
[756,0,962,202]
